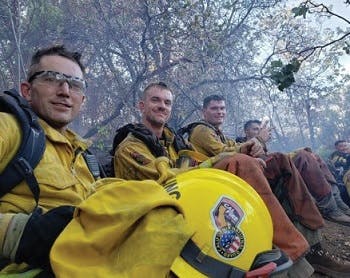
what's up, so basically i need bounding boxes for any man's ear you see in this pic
[20,82,32,101]
[79,95,86,111]
[138,101,144,112]
[201,108,206,119]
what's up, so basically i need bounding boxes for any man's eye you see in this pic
[44,76,56,82]
[70,81,83,90]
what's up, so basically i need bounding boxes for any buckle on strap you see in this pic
[245,262,277,278]
[14,157,34,177]
[13,157,40,204]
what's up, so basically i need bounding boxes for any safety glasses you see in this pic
[28,71,87,95]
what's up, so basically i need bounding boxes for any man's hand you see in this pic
[239,138,266,158]
[255,157,267,168]
[258,122,273,144]
[1,213,30,261]
[1,206,74,271]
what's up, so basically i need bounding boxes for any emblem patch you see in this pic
[130,152,151,165]
[211,196,245,259]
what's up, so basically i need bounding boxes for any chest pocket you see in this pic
[35,144,77,189]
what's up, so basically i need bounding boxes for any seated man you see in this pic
[329,140,350,181]
[178,94,350,277]
[113,82,335,277]
[241,119,350,222]
[329,140,350,205]
[0,46,191,277]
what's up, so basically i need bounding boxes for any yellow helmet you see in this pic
[164,168,276,277]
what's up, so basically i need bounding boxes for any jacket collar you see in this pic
[39,118,90,150]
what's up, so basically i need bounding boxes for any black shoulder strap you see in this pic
[111,123,137,155]
[82,149,105,179]
[235,136,247,143]
[0,89,46,204]
[165,125,191,153]
[177,122,201,138]
[178,121,217,138]
[112,123,166,158]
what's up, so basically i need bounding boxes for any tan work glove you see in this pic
[198,152,235,168]
[0,213,30,261]
[239,138,266,158]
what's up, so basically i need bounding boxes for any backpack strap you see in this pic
[165,125,192,153]
[177,122,200,138]
[82,149,105,179]
[0,89,45,204]
[179,121,229,144]
[112,123,167,158]
[106,123,162,177]
[178,121,218,138]
[178,121,213,137]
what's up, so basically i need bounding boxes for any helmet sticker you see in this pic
[214,226,245,259]
[211,196,245,259]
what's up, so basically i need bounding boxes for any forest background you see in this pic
[1,0,350,157]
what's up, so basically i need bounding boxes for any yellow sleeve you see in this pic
[189,125,239,156]
[0,113,21,173]
[113,135,177,184]
[226,138,237,147]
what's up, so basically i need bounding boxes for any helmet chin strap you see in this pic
[180,239,294,278]
[180,239,246,278]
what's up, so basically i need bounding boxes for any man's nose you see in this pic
[158,102,167,109]
[58,80,71,95]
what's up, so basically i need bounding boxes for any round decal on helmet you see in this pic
[214,226,245,258]
[211,196,246,259]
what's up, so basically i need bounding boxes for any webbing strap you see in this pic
[0,89,45,204]
[180,239,245,278]
[12,157,41,204]
[82,151,100,179]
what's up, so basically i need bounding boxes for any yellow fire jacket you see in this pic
[51,178,192,278]
[0,113,192,277]
[0,112,95,214]
[114,126,191,183]
[0,112,95,274]
[188,121,239,156]
[329,151,350,193]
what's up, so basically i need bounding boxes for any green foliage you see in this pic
[291,5,308,19]
[94,125,113,151]
[1,0,349,152]
[269,58,301,91]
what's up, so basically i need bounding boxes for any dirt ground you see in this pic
[311,219,350,277]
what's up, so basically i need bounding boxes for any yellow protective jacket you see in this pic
[329,150,350,171]
[0,112,95,214]
[0,112,95,274]
[0,114,192,277]
[51,178,192,278]
[114,126,191,183]
[188,121,239,156]
[330,151,350,195]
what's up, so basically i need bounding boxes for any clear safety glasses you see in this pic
[28,70,87,95]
